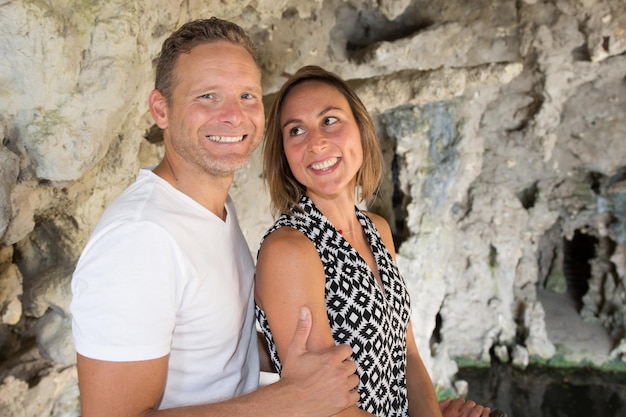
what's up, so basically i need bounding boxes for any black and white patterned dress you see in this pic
[255,195,411,416]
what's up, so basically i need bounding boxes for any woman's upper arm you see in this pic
[256,228,378,417]
[255,228,336,358]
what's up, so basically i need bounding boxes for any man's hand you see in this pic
[439,397,492,417]
[279,306,360,415]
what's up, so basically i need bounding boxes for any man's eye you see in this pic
[200,93,214,99]
[289,126,305,136]
[324,116,338,126]
[241,93,254,99]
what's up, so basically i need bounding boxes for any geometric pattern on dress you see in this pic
[255,195,412,416]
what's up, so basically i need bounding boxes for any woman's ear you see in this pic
[148,89,168,129]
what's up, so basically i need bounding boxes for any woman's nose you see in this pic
[308,129,328,153]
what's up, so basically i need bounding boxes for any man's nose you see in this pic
[218,98,244,124]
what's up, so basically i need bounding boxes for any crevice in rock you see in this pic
[516,181,539,210]
[0,333,37,376]
[280,7,299,20]
[563,230,597,311]
[489,244,498,270]
[571,44,591,62]
[430,311,442,346]
[390,153,410,250]
[369,116,410,251]
[602,36,611,53]
[144,123,164,144]
[514,299,529,346]
[333,3,433,60]
[0,317,37,366]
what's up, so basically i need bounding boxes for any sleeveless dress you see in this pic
[255,195,412,416]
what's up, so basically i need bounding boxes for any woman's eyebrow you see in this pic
[318,106,341,116]
[281,117,302,130]
[281,106,343,129]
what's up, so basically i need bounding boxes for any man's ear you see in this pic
[148,89,169,129]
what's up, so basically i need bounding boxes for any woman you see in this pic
[255,66,491,417]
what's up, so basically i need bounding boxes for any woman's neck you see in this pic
[306,191,359,235]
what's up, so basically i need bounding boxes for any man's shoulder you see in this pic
[102,169,189,224]
[96,172,158,223]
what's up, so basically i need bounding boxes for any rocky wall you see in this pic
[0,0,625,415]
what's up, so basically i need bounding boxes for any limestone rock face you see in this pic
[0,0,625,415]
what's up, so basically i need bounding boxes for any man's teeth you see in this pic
[207,135,244,143]
[311,157,339,170]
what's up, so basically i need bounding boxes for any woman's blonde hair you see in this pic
[263,65,383,215]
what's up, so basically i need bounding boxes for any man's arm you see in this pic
[77,354,169,417]
[77,307,359,417]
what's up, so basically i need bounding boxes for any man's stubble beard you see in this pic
[170,133,259,179]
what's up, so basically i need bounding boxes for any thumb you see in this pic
[439,397,452,412]
[289,306,312,354]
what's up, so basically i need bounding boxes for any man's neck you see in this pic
[153,158,233,221]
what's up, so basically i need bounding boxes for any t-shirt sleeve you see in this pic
[71,220,184,361]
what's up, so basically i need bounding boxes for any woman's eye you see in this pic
[288,126,305,136]
[324,116,338,126]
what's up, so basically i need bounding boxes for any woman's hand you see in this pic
[439,397,492,417]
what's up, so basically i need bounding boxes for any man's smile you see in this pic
[206,135,246,143]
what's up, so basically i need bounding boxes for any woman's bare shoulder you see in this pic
[363,211,396,257]
[261,226,314,253]
[363,211,391,234]
[257,226,321,274]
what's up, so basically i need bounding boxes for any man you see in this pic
[71,18,359,416]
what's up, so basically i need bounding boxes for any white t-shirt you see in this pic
[71,168,259,409]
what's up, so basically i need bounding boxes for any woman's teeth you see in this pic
[310,157,339,171]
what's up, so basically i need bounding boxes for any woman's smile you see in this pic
[309,157,341,172]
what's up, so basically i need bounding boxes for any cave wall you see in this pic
[0,0,625,415]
